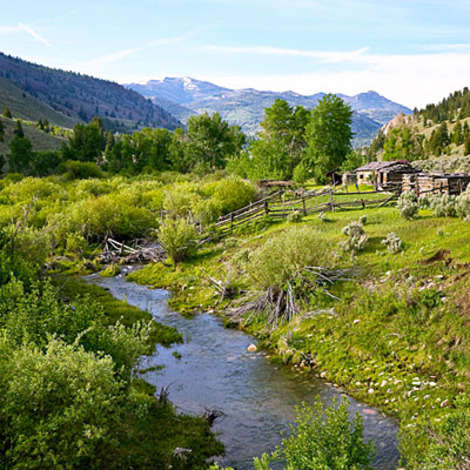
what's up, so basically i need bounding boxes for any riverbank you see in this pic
[127,205,470,468]
[52,276,224,468]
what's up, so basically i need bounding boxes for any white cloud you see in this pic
[0,23,51,47]
[197,46,470,107]
[17,23,51,47]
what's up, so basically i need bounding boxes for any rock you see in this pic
[440,399,450,408]
[247,344,257,352]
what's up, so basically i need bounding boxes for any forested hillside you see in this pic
[368,87,470,163]
[0,52,181,132]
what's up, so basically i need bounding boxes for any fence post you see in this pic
[329,190,335,212]
[264,200,269,215]
[230,213,234,232]
[302,196,307,216]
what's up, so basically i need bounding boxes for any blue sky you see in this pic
[1,0,470,107]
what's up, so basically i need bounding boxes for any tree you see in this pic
[8,134,32,173]
[452,120,463,145]
[186,113,245,171]
[13,120,24,138]
[64,117,106,162]
[0,120,4,142]
[304,94,353,182]
[2,107,12,118]
[239,99,310,181]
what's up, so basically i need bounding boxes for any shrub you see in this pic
[359,214,367,225]
[397,190,418,219]
[65,160,104,179]
[382,232,403,253]
[287,210,303,223]
[456,186,470,220]
[247,226,333,290]
[341,221,367,254]
[293,162,310,184]
[254,398,375,470]
[158,218,198,264]
[428,193,457,217]
[0,338,123,468]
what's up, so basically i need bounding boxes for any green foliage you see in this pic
[257,399,375,470]
[186,112,245,171]
[0,337,123,469]
[158,218,198,264]
[340,151,364,172]
[382,127,424,161]
[8,134,32,173]
[65,159,104,179]
[397,190,419,219]
[231,99,309,181]
[305,94,353,182]
[247,226,333,290]
[63,117,107,162]
[293,161,310,184]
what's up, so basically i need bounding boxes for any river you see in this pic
[88,274,400,470]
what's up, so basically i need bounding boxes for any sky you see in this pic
[1,0,470,108]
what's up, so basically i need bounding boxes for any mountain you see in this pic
[126,77,412,146]
[0,52,181,132]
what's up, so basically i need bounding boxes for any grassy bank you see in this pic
[51,276,224,468]
[128,204,470,468]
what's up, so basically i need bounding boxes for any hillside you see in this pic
[0,116,66,156]
[0,52,181,132]
[126,77,412,146]
[0,77,77,129]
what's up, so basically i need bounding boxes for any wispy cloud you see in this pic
[0,22,51,47]
[79,34,188,69]
[204,45,369,63]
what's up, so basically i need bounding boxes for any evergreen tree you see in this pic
[452,120,463,145]
[465,136,470,156]
[8,135,32,173]
[2,107,12,119]
[0,120,4,142]
[14,120,24,138]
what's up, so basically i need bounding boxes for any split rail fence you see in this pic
[213,188,399,238]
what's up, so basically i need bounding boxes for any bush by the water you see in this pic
[247,226,333,290]
[158,218,198,264]
[254,398,375,470]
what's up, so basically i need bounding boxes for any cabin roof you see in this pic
[355,160,411,172]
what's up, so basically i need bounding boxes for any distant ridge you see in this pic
[127,77,412,146]
[0,52,181,132]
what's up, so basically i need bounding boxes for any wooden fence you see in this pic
[213,188,399,238]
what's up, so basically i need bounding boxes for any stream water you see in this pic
[88,274,400,470]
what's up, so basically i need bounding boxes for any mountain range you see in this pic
[0,52,180,132]
[127,77,412,146]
